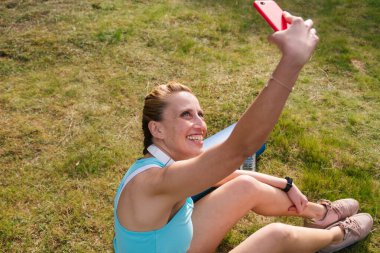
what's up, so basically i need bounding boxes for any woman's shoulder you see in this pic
[115,157,165,202]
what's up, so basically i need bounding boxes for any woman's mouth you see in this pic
[186,135,204,142]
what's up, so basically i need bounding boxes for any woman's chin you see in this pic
[181,146,203,159]
[189,147,203,157]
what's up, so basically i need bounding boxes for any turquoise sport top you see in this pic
[114,157,194,253]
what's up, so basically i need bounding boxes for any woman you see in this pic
[114,12,373,253]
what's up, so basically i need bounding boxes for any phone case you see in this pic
[253,1,288,31]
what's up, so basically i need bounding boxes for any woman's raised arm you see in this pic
[152,13,319,201]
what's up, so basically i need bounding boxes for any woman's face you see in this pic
[156,91,207,161]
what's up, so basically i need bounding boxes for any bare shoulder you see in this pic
[133,166,167,191]
[117,166,178,230]
[125,166,165,196]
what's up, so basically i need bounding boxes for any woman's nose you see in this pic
[193,115,207,134]
[193,114,204,125]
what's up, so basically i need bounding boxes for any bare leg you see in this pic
[189,175,328,253]
[189,176,259,253]
[230,223,344,253]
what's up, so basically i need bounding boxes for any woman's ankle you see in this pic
[306,202,327,220]
[330,226,344,244]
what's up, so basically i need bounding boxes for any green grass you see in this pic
[1,0,379,252]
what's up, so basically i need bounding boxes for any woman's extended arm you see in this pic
[147,13,319,202]
[228,13,318,159]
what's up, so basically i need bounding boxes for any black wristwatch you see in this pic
[283,176,293,192]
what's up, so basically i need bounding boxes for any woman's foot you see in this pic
[304,199,359,229]
[319,213,373,253]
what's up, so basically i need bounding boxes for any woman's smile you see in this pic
[186,134,204,142]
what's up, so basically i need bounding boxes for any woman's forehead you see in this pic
[166,91,202,110]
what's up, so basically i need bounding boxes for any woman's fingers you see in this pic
[282,11,293,24]
[301,196,308,211]
[283,12,315,31]
[296,203,302,213]
[304,19,313,30]
[283,12,315,32]
[295,194,309,213]
[282,11,303,25]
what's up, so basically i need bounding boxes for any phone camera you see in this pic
[260,1,265,5]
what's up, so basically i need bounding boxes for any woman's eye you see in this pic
[181,111,191,117]
[198,112,204,118]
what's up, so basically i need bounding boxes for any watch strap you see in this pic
[283,176,293,192]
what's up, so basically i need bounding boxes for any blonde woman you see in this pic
[113,12,373,253]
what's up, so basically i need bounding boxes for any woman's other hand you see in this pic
[268,12,319,68]
[286,183,308,214]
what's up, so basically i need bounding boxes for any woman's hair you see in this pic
[142,81,192,154]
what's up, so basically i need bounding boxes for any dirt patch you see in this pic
[351,59,366,73]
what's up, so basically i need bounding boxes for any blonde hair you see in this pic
[142,82,192,154]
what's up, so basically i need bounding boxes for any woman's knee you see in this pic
[229,175,263,196]
[264,223,298,244]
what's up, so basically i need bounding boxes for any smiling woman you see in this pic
[141,83,194,152]
[113,12,373,253]
[161,96,205,158]
[143,82,207,161]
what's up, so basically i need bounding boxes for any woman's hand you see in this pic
[268,12,319,68]
[286,183,308,214]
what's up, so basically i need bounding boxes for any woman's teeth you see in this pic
[187,135,203,141]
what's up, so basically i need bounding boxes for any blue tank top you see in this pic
[114,157,194,253]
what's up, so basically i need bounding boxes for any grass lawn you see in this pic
[0,0,379,252]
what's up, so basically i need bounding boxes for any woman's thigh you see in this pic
[230,223,333,253]
[229,223,289,253]
[188,175,260,253]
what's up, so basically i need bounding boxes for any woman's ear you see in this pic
[148,121,164,139]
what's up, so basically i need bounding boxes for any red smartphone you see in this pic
[253,1,288,31]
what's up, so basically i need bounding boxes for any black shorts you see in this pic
[191,186,218,203]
